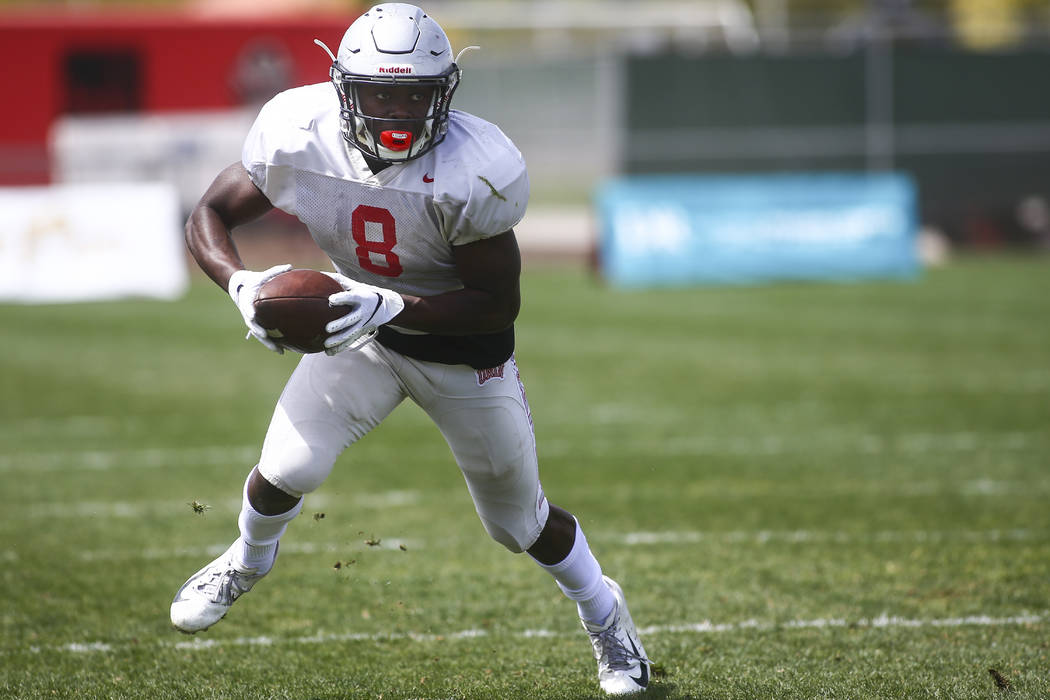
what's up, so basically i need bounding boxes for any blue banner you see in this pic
[595,173,919,286]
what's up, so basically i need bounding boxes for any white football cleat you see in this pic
[170,540,274,633]
[583,576,652,695]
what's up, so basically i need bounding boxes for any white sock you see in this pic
[534,518,615,626]
[233,472,302,574]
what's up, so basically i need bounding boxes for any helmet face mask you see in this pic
[323,3,462,164]
[331,66,459,163]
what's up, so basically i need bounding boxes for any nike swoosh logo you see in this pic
[361,294,383,326]
[423,173,434,183]
[627,636,649,687]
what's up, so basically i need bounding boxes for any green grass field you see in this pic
[2,256,1048,699]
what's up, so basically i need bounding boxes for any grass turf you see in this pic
[1,255,1048,698]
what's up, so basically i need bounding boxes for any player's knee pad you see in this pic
[479,516,527,553]
[258,442,339,497]
[474,493,549,554]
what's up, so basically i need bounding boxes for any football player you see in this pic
[169,3,651,695]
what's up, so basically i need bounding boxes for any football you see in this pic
[253,269,346,354]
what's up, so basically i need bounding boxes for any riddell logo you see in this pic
[377,65,414,74]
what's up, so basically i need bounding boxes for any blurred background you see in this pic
[1,0,1049,299]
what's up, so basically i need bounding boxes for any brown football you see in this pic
[253,269,345,354]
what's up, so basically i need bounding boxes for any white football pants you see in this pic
[256,341,549,553]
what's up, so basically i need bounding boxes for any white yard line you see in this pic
[541,430,1041,459]
[2,429,1043,473]
[616,528,1046,545]
[0,446,258,472]
[77,537,424,562]
[4,527,1035,565]
[0,416,130,440]
[638,612,1048,635]
[24,490,420,519]
[15,472,1045,523]
[23,611,1046,655]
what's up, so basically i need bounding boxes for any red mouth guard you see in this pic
[380,130,413,151]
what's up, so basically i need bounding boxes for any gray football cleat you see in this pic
[170,540,274,633]
[582,576,652,695]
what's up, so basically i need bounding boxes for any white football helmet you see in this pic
[316,3,463,164]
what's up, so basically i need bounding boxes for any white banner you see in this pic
[50,110,253,214]
[0,183,187,303]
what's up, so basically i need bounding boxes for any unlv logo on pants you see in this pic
[476,363,505,386]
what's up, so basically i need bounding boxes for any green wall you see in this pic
[624,49,1050,245]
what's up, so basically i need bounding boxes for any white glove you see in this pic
[228,264,292,353]
[322,271,405,355]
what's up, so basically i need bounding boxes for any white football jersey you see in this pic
[241,83,529,302]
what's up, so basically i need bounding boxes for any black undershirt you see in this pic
[377,326,515,370]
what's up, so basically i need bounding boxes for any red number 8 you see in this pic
[351,205,403,278]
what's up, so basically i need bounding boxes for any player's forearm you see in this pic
[185,163,276,291]
[185,204,247,291]
[392,288,519,335]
